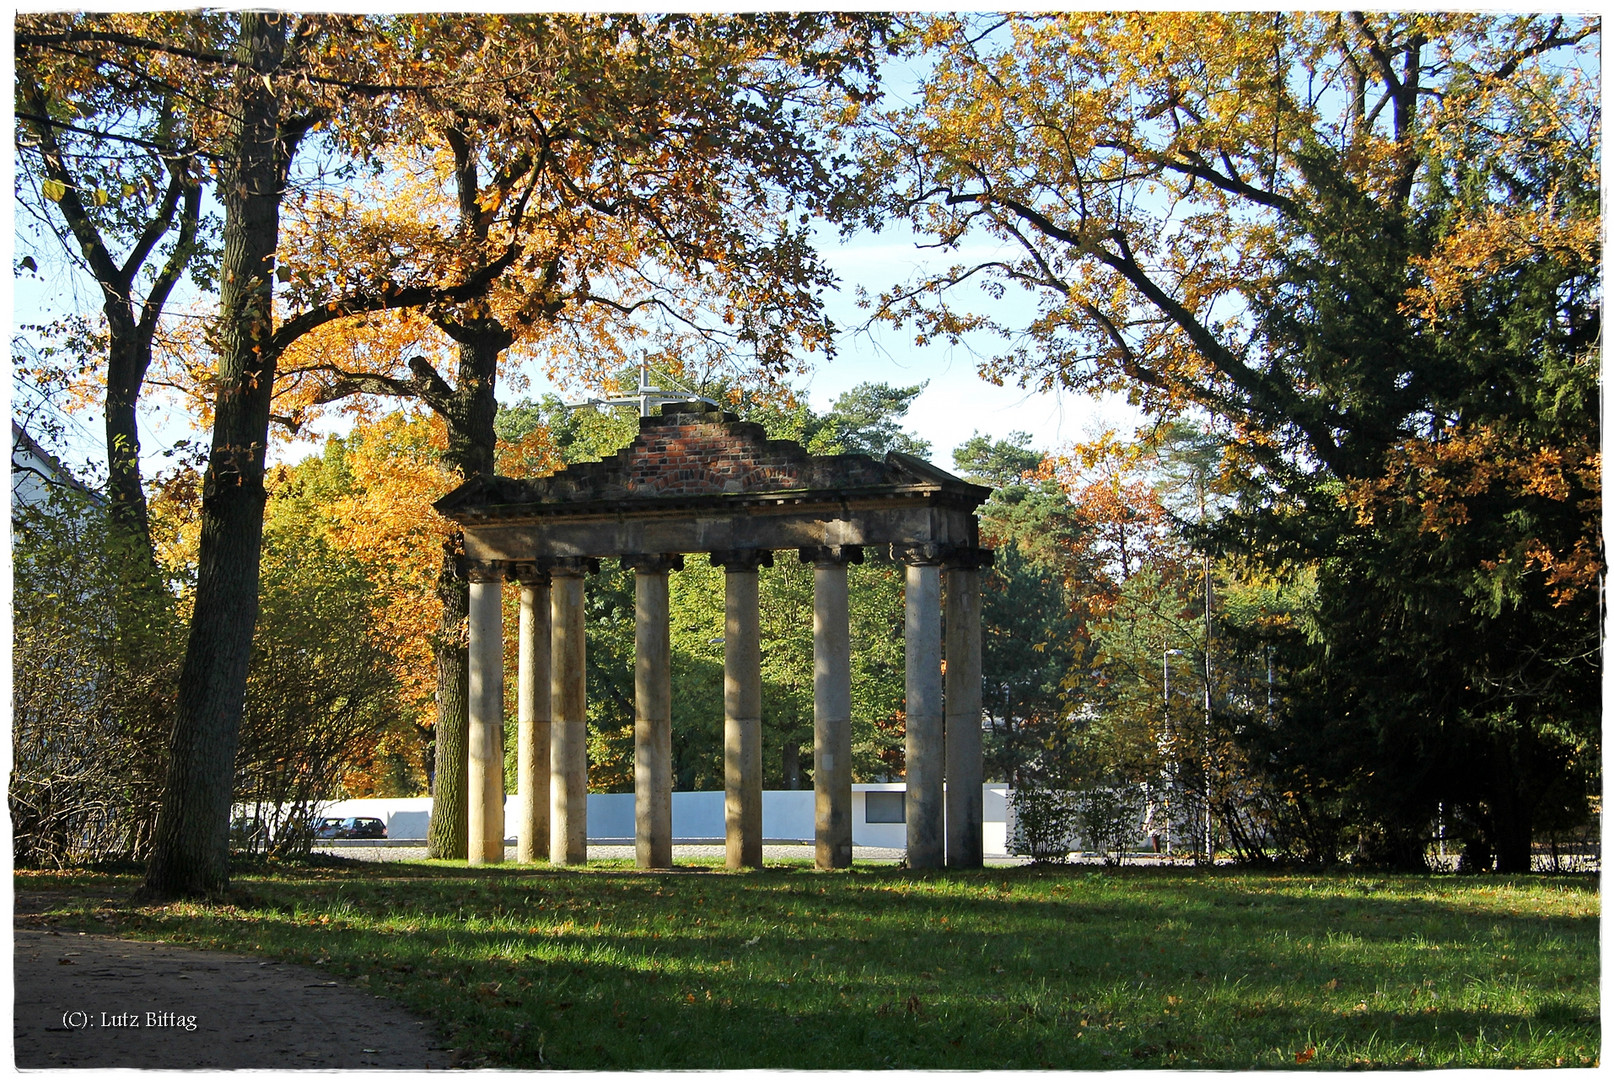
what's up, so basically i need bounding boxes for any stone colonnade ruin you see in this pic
[434,402,993,870]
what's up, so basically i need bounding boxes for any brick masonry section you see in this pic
[515,402,900,501]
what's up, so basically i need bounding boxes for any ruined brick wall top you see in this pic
[436,402,992,522]
[511,402,902,503]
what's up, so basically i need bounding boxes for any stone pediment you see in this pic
[435,402,988,518]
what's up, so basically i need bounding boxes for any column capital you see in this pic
[890,542,946,566]
[798,544,863,567]
[550,556,601,577]
[621,553,685,574]
[506,560,554,586]
[709,548,774,572]
[466,559,507,583]
[891,542,995,569]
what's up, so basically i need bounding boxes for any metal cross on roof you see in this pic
[566,359,720,418]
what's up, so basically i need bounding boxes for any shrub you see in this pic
[1008,786,1080,862]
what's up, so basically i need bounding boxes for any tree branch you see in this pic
[266,236,524,361]
[17,74,127,296]
[120,164,187,281]
[137,174,204,341]
[1485,17,1597,84]
[14,110,207,160]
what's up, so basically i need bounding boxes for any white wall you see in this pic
[309,783,1012,855]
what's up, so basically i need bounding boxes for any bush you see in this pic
[10,485,176,866]
[234,515,406,855]
[1008,786,1080,862]
[1078,783,1145,865]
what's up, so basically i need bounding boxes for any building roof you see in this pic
[11,420,102,506]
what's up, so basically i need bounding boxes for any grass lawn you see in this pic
[14,857,1599,1069]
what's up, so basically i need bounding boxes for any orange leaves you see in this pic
[1342,426,1590,537]
[495,422,564,478]
[1407,207,1600,324]
[313,413,458,711]
[1339,422,1601,607]
[1040,430,1178,591]
[1523,539,1602,609]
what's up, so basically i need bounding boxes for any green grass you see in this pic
[15,858,1599,1069]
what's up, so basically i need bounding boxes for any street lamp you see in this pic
[1160,646,1186,858]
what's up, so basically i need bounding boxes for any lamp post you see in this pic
[1161,645,1186,858]
[1202,644,1213,863]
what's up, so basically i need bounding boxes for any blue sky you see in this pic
[498,222,1143,467]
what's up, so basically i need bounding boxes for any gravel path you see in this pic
[13,892,455,1070]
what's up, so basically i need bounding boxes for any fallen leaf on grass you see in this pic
[1296,1046,1316,1064]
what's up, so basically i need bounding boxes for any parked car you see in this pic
[335,816,387,839]
[310,816,347,840]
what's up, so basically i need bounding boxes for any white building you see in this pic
[301,784,1014,854]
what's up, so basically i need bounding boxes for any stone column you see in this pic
[466,562,506,865]
[945,550,992,869]
[711,549,772,869]
[624,554,683,869]
[896,544,944,870]
[549,558,595,865]
[513,564,552,863]
[800,545,861,869]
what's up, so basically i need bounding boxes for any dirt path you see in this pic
[14,893,456,1070]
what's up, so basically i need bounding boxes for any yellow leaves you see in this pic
[495,422,563,478]
[1407,206,1600,323]
[41,179,66,202]
[313,412,457,710]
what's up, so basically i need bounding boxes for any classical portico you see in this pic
[434,402,992,871]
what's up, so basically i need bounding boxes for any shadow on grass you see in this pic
[15,859,1600,1069]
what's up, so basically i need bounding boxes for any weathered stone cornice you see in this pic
[439,403,989,564]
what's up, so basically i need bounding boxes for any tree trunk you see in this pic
[1491,780,1535,874]
[103,323,157,567]
[423,327,506,858]
[140,13,286,900]
[18,68,197,585]
[426,541,471,859]
[424,130,511,860]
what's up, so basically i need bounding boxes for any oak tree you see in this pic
[256,15,892,857]
[17,13,596,895]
